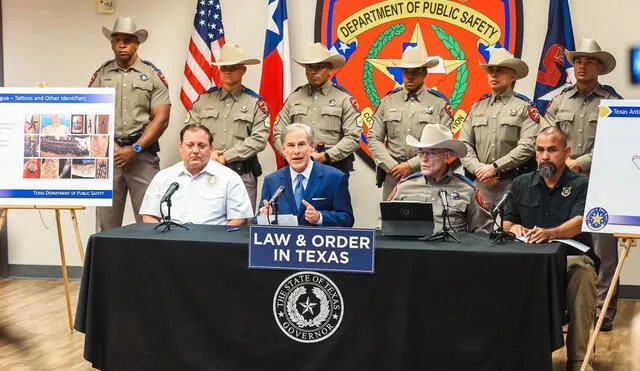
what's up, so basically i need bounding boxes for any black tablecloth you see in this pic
[75,224,566,371]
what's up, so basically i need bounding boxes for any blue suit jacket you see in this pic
[260,162,354,227]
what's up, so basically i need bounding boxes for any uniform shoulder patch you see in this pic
[89,59,113,87]
[142,60,168,87]
[386,87,403,96]
[205,86,221,94]
[528,105,541,123]
[602,85,623,99]
[427,89,450,103]
[514,93,534,105]
[258,99,270,115]
[475,189,489,211]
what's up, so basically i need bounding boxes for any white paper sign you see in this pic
[583,99,640,235]
[0,87,115,206]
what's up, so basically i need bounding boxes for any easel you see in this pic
[0,205,86,330]
[580,233,637,371]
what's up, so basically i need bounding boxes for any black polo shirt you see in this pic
[504,168,594,251]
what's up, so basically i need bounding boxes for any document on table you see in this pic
[515,235,590,252]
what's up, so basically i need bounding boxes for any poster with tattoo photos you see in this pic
[0,87,115,206]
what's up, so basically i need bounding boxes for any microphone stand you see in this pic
[424,205,460,243]
[490,206,514,244]
[154,197,189,232]
[270,198,280,225]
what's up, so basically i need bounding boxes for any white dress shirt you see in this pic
[139,160,253,225]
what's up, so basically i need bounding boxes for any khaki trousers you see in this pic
[566,255,597,363]
[240,172,257,214]
[381,174,400,201]
[593,232,619,321]
[96,151,159,232]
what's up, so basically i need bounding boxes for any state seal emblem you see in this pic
[316,0,523,168]
[586,207,609,231]
[273,271,344,343]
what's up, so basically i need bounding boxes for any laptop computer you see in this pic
[380,201,435,237]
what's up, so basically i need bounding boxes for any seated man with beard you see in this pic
[503,126,597,371]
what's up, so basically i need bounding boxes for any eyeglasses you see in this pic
[416,149,447,158]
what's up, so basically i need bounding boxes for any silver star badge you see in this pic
[240,105,248,113]
[139,73,149,81]
[328,99,337,106]
[426,106,434,114]
[509,109,517,116]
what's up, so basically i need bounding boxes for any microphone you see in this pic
[438,189,449,211]
[268,186,286,205]
[492,190,512,215]
[160,182,180,203]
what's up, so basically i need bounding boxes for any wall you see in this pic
[2,0,640,285]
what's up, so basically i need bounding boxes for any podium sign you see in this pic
[249,225,375,273]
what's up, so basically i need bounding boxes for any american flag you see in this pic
[180,0,226,111]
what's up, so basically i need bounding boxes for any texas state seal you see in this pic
[273,271,344,343]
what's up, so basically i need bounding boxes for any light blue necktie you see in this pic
[294,173,305,212]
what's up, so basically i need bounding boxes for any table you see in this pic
[75,224,566,371]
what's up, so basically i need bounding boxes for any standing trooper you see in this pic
[273,43,361,174]
[91,17,171,232]
[545,39,622,331]
[459,48,540,210]
[367,46,453,200]
[187,44,269,212]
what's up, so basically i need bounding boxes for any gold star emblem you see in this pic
[366,23,466,87]
[591,214,603,225]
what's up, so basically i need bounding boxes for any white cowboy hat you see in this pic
[293,43,346,69]
[406,124,467,158]
[564,38,616,75]
[397,46,439,69]
[102,16,148,44]
[211,44,260,66]
[479,48,528,79]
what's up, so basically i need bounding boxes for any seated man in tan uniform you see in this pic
[389,124,491,233]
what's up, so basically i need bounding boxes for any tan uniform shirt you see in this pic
[273,80,361,162]
[544,84,622,172]
[390,170,491,233]
[368,86,453,173]
[459,90,540,173]
[187,86,269,163]
[89,58,171,138]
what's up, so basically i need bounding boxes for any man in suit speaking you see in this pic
[259,123,354,227]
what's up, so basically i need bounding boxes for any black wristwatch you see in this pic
[492,162,499,170]
[324,152,331,163]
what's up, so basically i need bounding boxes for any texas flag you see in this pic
[533,0,576,115]
[259,0,291,169]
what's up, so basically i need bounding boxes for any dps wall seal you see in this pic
[273,271,344,343]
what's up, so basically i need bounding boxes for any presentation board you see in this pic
[0,87,115,206]
[583,99,640,235]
